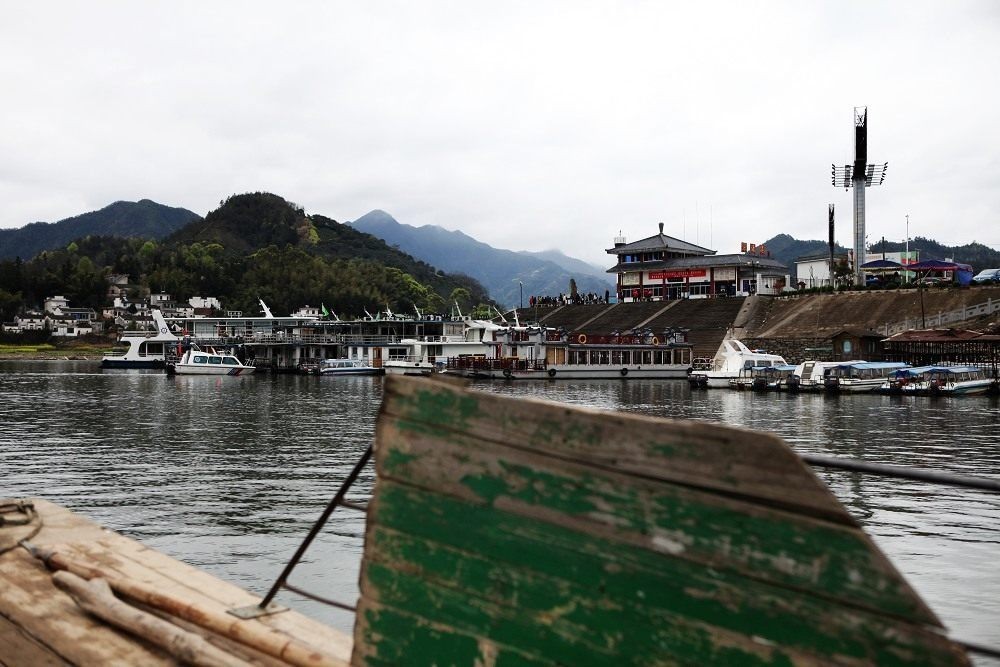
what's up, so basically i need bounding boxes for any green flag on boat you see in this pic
[321,303,330,318]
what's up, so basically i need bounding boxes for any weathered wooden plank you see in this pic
[380,375,854,524]
[375,416,935,623]
[0,547,173,665]
[0,614,68,667]
[353,377,968,665]
[353,598,553,667]
[359,482,966,666]
[0,499,353,666]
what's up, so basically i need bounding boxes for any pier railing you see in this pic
[885,296,1000,335]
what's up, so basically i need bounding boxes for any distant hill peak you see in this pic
[0,199,200,261]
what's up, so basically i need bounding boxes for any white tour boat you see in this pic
[925,366,996,396]
[317,359,381,376]
[688,339,788,389]
[101,309,178,369]
[823,361,909,393]
[167,346,256,376]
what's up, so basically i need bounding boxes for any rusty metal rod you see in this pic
[802,454,1000,493]
[259,445,373,608]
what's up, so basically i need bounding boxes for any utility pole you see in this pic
[905,214,910,285]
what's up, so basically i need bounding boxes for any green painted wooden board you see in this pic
[352,376,968,666]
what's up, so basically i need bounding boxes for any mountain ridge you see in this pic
[349,210,614,307]
[0,199,200,261]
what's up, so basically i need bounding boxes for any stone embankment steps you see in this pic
[516,298,746,360]
[743,286,1000,339]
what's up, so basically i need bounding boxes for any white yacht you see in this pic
[688,339,788,389]
[101,310,178,369]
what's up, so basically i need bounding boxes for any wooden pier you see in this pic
[0,499,351,666]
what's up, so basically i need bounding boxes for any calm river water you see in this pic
[1,361,998,661]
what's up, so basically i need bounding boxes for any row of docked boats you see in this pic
[102,310,258,376]
[688,340,998,395]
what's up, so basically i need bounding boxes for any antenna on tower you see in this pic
[831,106,888,286]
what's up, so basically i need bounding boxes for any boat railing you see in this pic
[116,329,162,339]
[250,433,1000,662]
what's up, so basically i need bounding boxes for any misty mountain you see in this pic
[517,249,611,283]
[0,199,200,261]
[349,210,615,308]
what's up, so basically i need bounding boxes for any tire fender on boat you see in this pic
[548,368,557,378]
[503,368,512,378]
[620,368,628,377]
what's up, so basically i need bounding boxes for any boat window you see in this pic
[222,358,238,365]
[621,351,631,365]
[209,356,222,364]
[641,351,652,365]
[193,355,208,364]
[139,342,164,357]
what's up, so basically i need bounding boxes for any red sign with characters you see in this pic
[649,269,707,280]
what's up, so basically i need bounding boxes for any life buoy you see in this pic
[651,337,659,346]
[548,368,557,378]
[620,368,628,377]
[503,368,512,378]
[577,334,587,344]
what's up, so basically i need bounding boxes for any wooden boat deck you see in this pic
[0,499,351,666]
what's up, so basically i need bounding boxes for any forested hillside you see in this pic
[0,193,493,323]
[764,232,1000,271]
[0,199,199,261]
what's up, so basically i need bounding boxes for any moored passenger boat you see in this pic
[100,309,177,369]
[317,358,381,376]
[688,339,788,388]
[167,345,256,376]
[729,364,798,391]
[876,365,939,395]
[787,360,853,392]
[823,361,909,393]
[926,365,997,396]
[446,327,694,380]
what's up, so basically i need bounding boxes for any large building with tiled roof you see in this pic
[606,223,790,302]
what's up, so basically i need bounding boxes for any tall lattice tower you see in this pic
[832,107,888,285]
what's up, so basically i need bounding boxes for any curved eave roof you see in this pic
[606,233,715,255]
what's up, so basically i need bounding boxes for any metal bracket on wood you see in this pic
[228,601,289,619]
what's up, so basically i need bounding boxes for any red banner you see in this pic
[649,269,707,280]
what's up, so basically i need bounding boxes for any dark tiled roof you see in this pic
[606,232,714,256]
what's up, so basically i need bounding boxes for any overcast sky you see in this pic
[2,2,998,267]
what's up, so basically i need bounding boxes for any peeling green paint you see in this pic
[359,482,960,666]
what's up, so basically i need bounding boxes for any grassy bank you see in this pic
[0,340,112,360]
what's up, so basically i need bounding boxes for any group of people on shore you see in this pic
[528,290,611,307]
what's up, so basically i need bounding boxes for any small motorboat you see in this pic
[317,358,382,376]
[167,346,256,376]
